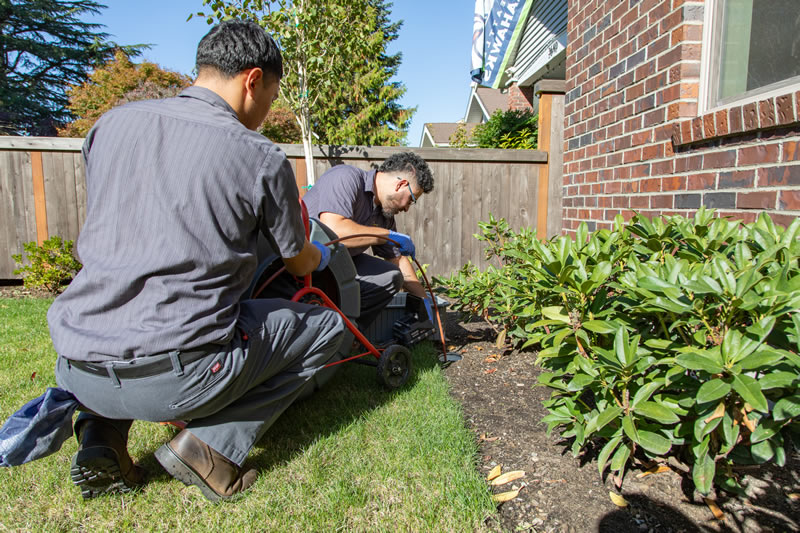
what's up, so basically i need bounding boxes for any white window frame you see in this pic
[699,0,800,116]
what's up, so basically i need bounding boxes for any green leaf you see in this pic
[750,420,780,444]
[773,395,800,421]
[594,405,623,433]
[759,371,798,390]
[692,452,716,495]
[542,306,570,324]
[597,434,622,475]
[614,327,630,366]
[696,378,731,404]
[738,349,785,370]
[637,430,672,455]
[731,374,768,413]
[622,414,638,442]
[633,401,680,424]
[567,374,594,392]
[675,352,724,374]
[610,441,631,473]
[582,320,617,334]
[751,439,775,464]
[631,382,663,408]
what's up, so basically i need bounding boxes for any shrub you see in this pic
[12,237,82,294]
[436,209,800,495]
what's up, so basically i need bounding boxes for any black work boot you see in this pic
[70,418,147,499]
[154,430,257,502]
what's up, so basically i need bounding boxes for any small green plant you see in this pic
[12,236,82,294]
[437,208,800,496]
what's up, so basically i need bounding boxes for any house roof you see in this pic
[420,122,479,147]
[464,85,508,123]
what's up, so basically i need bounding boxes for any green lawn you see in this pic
[0,298,495,531]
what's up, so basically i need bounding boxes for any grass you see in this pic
[0,297,496,532]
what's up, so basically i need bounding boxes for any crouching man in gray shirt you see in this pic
[302,153,434,326]
[47,20,345,502]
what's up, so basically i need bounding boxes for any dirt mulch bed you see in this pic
[439,307,800,533]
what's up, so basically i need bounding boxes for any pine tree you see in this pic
[0,0,143,135]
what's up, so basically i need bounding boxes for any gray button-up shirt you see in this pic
[48,86,305,362]
[302,165,399,259]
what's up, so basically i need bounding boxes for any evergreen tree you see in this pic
[0,0,143,135]
[316,0,413,146]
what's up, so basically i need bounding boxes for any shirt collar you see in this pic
[364,169,378,195]
[178,86,238,118]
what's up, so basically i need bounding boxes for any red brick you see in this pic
[642,143,665,160]
[622,179,641,193]
[718,170,755,189]
[623,148,643,163]
[632,130,652,146]
[738,145,780,166]
[703,150,736,169]
[641,177,661,192]
[715,110,729,136]
[664,140,675,157]
[671,23,703,46]
[760,165,800,187]
[613,196,630,208]
[691,117,704,141]
[631,163,651,178]
[680,120,692,144]
[630,195,650,208]
[770,213,798,228]
[776,94,795,125]
[605,181,623,194]
[599,196,614,208]
[652,159,674,175]
[651,194,674,208]
[738,191,776,210]
[760,98,776,128]
[743,103,758,130]
[784,140,800,162]
[626,82,645,101]
[703,114,716,138]
[779,190,800,210]
[661,175,687,192]
[615,166,632,180]
[729,106,743,134]
[687,173,716,190]
[674,154,703,172]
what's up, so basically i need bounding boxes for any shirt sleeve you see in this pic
[253,147,306,258]
[309,165,361,219]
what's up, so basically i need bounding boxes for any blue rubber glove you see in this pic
[423,297,434,323]
[312,240,331,271]
[387,230,415,259]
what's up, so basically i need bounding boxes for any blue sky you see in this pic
[85,1,474,146]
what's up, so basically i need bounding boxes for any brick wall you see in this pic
[562,0,800,235]
[508,82,535,111]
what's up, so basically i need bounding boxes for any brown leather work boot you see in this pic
[70,419,147,499]
[154,430,257,502]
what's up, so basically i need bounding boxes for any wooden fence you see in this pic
[0,82,565,279]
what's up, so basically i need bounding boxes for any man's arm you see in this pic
[387,256,427,298]
[282,240,321,276]
[319,212,392,248]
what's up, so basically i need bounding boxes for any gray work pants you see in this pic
[352,254,404,327]
[55,298,345,465]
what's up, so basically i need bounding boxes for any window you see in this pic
[707,0,800,108]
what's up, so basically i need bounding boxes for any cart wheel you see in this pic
[376,345,412,389]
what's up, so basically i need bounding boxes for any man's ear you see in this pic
[244,67,264,95]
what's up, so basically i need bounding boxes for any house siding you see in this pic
[562,0,800,235]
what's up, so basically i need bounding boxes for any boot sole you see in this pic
[154,443,223,502]
[70,447,137,499]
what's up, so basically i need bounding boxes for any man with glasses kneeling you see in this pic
[302,152,434,328]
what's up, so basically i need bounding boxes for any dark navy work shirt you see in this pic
[48,86,306,362]
[302,165,399,259]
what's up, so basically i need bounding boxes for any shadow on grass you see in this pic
[134,343,443,480]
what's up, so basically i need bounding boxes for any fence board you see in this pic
[1,140,551,279]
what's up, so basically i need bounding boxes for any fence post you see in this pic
[535,80,566,240]
[30,151,49,245]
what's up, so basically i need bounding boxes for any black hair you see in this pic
[379,152,434,193]
[195,20,283,80]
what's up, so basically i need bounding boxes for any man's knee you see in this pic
[389,268,404,293]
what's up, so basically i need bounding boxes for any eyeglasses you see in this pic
[397,176,417,205]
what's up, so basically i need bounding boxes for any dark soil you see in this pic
[438,304,800,533]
